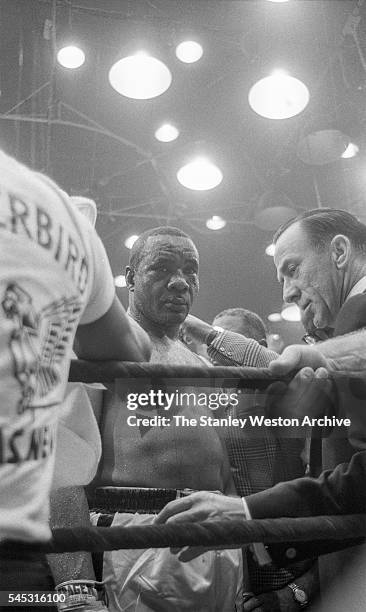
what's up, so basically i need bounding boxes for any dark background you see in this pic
[2,0,366,344]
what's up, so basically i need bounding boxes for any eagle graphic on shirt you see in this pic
[2,283,83,413]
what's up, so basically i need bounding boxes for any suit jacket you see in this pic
[246,450,366,564]
[334,291,366,336]
[247,293,366,564]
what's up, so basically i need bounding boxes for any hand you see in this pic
[180,314,213,345]
[268,344,331,376]
[265,364,334,423]
[155,491,243,525]
[155,492,244,561]
[243,587,298,611]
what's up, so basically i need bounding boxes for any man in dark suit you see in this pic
[157,209,366,606]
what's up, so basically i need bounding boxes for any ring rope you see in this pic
[69,360,286,387]
[34,514,366,553]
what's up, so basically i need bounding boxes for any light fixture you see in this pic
[177,157,223,191]
[248,71,309,120]
[254,190,297,231]
[281,304,301,321]
[268,312,282,322]
[342,142,359,159]
[206,215,226,230]
[155,123,179,142]
[175,41,203,64]
[109,53,172,99]
[266,0,290,3]
[57,45,85,69]
[124,234,139,249]
[114,275,127,288]
[265,243,275,256]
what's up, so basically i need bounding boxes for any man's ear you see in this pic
[125,266,135,291]
[330,234,351,269]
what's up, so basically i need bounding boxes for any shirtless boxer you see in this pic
[87,227,243,612]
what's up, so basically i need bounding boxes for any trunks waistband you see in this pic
[92,486,197,514]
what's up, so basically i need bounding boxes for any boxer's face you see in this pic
[274,221,340,332]
[129,235,199,329]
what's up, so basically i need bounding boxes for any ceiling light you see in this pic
[266,0,290,3]
[109,53,172,99]
[57,45,85,69]
[177,157,223,191]
[265,243,275,256]
[248,71,309,119]
[206,215,226,230]
[124,234,139,249]
[155,123,179,142]
[342,142,359,159]
[176,41,203,63]
[114,275,127,288]
[268,312,282,322]
[281,304,301,321]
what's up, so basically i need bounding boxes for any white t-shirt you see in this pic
[52,382,103,490]
[0,151,115,542]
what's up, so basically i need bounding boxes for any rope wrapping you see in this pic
[68,359,361,390]
[69,360,283,387]
[36,514,366,553]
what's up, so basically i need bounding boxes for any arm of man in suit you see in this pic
[269,329,366,378]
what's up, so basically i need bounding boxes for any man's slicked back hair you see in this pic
[273,208,366,255]
[129,226,193,271]
[213,307,267,343]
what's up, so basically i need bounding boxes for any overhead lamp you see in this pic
[206,215,226,230]
[266,0,290,3]
[254,190,297,231]
[281,304,301,321]
[177,157,223,191]
[109,53,172,99]
[248,71,309,120]
[342,142,359,159]
[265,243,275,256]
[124,234,139,249]
[114,275,127,288]
[176,41,203,64]
[155,123,179,142]
[57,45,85,69]
[268,312,282,322]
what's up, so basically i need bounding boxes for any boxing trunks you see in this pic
[90,487,243,612]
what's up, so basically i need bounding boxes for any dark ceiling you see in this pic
[2,0,366,343]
